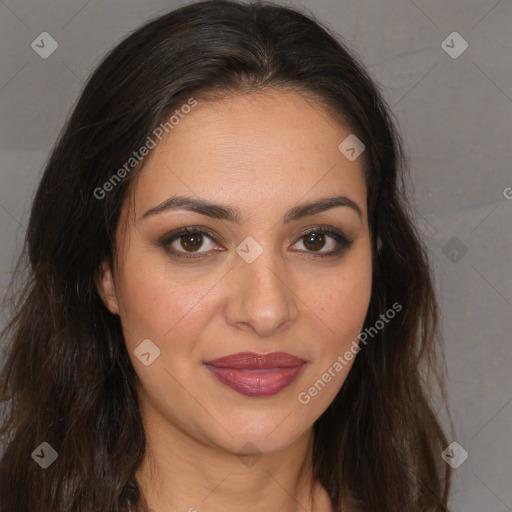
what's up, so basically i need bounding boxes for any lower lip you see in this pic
[204,363,306,397]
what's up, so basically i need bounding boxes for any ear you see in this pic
[95,258,120,315]
[377,237,383,253]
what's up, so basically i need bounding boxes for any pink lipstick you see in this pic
[204,351,306,397]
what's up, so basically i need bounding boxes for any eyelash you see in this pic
[159,225,353,260]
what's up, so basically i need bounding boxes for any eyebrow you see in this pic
[141,194,363,223]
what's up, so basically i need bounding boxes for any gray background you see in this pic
[0,0,511,510]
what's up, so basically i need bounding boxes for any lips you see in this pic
[204,351,306,397]
[204,351,306,369]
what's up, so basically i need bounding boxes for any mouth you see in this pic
[203,351,306,397]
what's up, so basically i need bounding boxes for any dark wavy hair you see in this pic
[0,1,453,510]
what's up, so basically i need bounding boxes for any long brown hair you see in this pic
[0,1,452,510]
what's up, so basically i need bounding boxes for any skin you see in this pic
[96,88,374,512]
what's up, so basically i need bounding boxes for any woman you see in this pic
[0,1,453,510]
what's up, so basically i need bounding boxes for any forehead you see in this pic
[127,89,367,222]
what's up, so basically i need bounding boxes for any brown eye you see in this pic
[160,227,220,258]
[179,232,204,252]
[292,227,353,257]
[302,231,326,252]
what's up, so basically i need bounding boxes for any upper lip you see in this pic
[204,351,306,369]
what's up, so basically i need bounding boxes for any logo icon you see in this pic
[32,441,59,469]
[442,237,468,263]
[441,441,468,469]
[338,134,365,161]
[237,442,263,468]
[31,32,59,59]
[134,339,161,366]
[441,32,468,59]
[236,237,263,263]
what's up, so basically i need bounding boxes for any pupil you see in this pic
[181,233,203,252]
[304,232,325,251]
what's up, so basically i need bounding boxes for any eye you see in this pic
[159,226,353,260]
[160,226,221,258]
[291,227,353,257]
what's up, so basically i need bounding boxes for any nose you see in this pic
[224,244,299,337]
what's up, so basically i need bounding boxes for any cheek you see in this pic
[295,251,372,413]
[311,253,372,347]
[114,259,208,353]
[322,277,371,336]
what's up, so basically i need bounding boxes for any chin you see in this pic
[209,416,310,455]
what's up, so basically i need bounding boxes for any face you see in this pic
[97,89,373,456]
